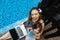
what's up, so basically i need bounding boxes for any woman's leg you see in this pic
[0,31,11,40]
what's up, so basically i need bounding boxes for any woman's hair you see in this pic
[26,7,42,23]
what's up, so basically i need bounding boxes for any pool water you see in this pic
[0,0,42,34]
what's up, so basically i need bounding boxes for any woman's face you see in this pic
[31,9,40,21]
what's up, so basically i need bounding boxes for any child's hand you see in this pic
[27,27,32,32]
[30,30,41,39]
[33,35,40,40]
[33,32,41,39]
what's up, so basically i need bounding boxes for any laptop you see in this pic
[9,24,27,40]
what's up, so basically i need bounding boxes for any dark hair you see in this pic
[26,7,42,23]
[32,22,42,29]
[32,22,42,32]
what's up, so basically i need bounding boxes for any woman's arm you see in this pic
[39,19,44,35]
[0,32,11,40]
[33,20,44,39]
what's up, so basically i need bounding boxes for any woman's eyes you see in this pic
[35,13,38,15]
[31,13,38,15]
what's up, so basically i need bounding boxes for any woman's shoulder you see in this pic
[39,19,44,23]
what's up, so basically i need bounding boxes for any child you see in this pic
[25,22,42,40]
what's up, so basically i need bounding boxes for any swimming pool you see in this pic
[0,0,42,34]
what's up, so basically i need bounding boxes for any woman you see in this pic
[0,7,44,40]
[24,7,44,40]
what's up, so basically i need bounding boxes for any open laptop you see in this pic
[9,24,27,40]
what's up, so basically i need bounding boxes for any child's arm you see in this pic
[27,27,32,32]
[33,33,41,39]
[33,34,40,40]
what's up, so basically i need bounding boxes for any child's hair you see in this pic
[32,22,42,32]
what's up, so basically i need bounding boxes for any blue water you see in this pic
[0,0,42,34]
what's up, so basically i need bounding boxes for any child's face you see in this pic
[33,28,40,34]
